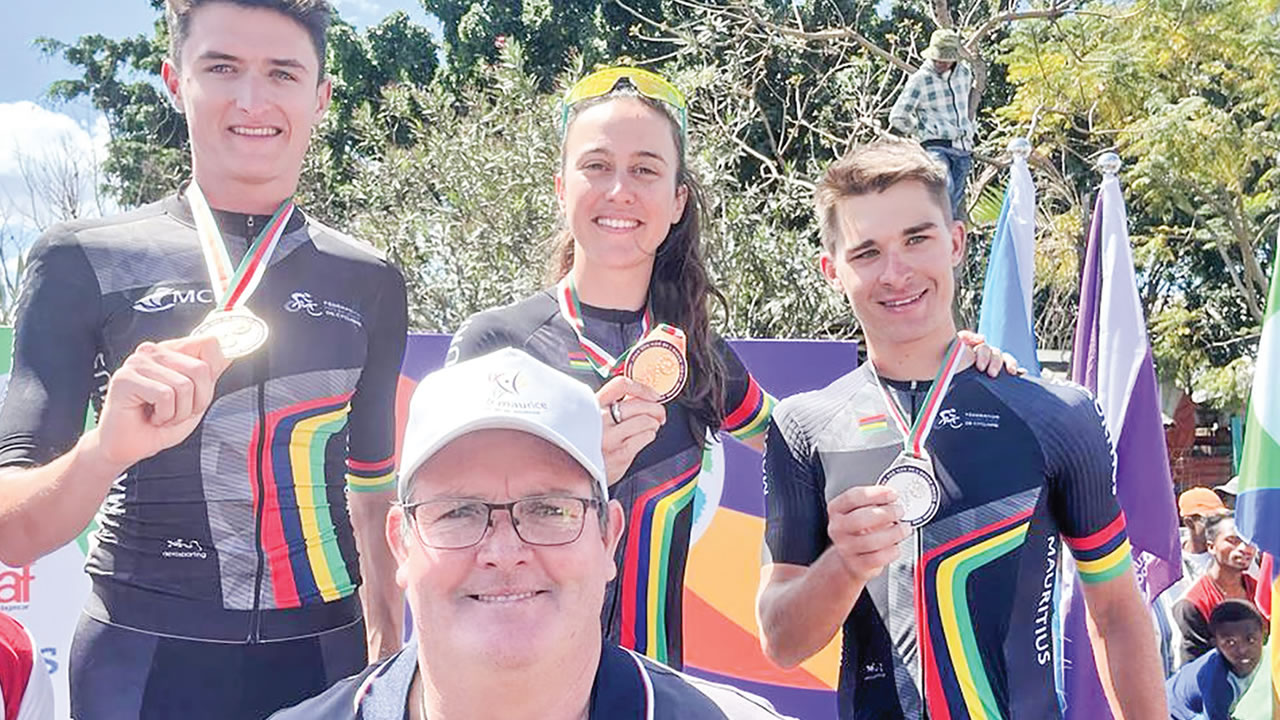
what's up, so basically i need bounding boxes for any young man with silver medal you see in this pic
[755,141,1167,720]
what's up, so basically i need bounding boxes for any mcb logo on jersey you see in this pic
[0,565,35,610]
[133,286,215,313]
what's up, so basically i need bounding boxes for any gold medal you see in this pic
[191,307,269,359]
[624,325,688,404]
[183,181,292,362]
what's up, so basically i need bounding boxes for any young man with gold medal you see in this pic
[0,1,407,716]
[756,141,1168,720]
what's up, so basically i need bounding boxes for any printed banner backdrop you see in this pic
[0,327,93,720]
[1,332,856,720]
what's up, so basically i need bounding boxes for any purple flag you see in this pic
[1060,172,1182,719]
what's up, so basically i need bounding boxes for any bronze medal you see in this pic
[624,326,687,404]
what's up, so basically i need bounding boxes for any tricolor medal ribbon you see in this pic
[555,276,654,379]
[186,181,294,359]
[870,338,971,528]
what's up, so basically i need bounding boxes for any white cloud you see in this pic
[0,102,107,176]
[331,0,384,22]
[0,102,112,242]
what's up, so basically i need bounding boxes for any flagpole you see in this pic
[1061,151,1183,720]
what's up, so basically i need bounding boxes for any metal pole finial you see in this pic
[1008,137,1032,160]
[1098,152,1122,176]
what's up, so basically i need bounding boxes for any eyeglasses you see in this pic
[561,66,687,136]
[403,496,602,550]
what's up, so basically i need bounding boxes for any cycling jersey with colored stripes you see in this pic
[447,289,774,668]
[763,365,1131,720]
[0,193,407,642]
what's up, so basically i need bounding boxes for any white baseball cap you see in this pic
[397,348,607,502]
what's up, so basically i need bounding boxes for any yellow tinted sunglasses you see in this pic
[561,66,687,136]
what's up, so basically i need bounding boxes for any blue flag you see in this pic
[978,152,1041,375]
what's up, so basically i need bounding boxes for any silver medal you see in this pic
[876,452,941,528]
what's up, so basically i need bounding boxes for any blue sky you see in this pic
[1,0,439,106]
[0,0,440,248]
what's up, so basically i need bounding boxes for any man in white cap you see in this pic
[271,348,791,720]
[1214,476,1239,510]
[889,28,977,220]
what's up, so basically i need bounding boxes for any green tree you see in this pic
[37,2,440,213]
[998,0,1280,406]
[423,0,674,89]
[616,0,1086,339]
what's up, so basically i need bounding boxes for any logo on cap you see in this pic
[485,370,548,414]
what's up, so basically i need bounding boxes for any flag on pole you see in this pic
[978,141,1042,376]
[1236,223,1280,716]
[1255,552,1274,622]
[1060,159,1183,719]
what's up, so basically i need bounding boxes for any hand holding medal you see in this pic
[556,277,686,485]
[185,182,293,359]
[872,338,971,529]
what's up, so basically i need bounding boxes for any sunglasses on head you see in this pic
[561,66,687,137]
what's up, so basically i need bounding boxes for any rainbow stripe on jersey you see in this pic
[1063,513,1132,584]
[723,373,775,441]
[251,392,358,608]
[620,460,701,664]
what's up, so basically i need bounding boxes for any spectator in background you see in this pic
[0,611,54,720]
[1180,487,1229,583]
[1154,488,1231,674]
[1173,514,1258,665]
[1214,476,1239,510]
[1165,600,1265,720]
[888,28,977,220]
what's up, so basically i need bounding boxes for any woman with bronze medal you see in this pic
[447,66,775,670]
[447,67,1016,671]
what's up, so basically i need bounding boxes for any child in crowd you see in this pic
[1166,599,1266,719]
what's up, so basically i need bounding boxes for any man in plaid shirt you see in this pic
[889,29,976,220]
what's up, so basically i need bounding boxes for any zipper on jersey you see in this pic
[908,377,927,717]
[248,354,269,643]
[916,529,927,719]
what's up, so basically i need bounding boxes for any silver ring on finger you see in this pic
[609,400,624,425]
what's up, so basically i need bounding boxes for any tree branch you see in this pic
[968,3,1073,48]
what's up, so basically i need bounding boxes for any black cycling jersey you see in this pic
[0,192,407,643]
[764,364,1133,720]
[269,640,792,720]
[447,289,774,669]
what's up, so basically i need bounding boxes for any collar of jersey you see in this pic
[165,185,308,239]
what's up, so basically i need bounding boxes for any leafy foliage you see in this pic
[998,0,1280,407]
[27,0,1279,409]
[423,0,674,89]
